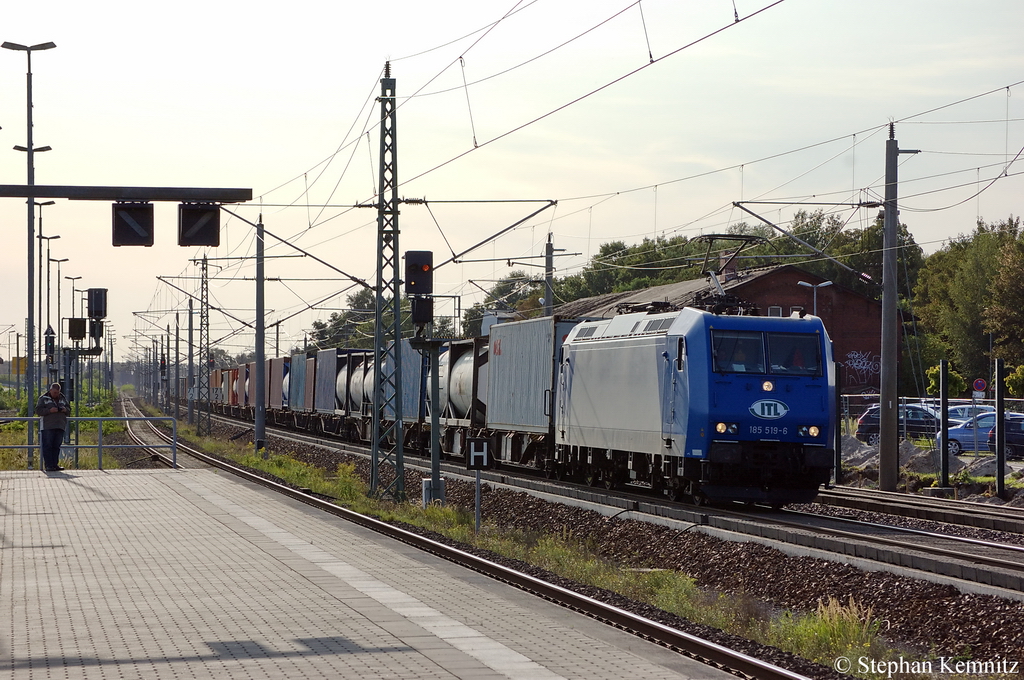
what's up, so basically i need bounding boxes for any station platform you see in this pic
[0,468,731,679]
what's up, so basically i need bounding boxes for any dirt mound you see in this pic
[962,456,1014,478]
[841,435,876,467]
[844,438,928,470]
[903,448,966,474]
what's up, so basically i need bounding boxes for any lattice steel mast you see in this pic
[196,255,211,436]
[370,62,405,499]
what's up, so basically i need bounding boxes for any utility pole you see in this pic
[255,215,266,456]
[370,61,405,500]
[542,233,565,317]
[174,312,180,422]
[878,123,919,492]
[165,324,171,411]
[544,235,554,317]
[15,332,21,399]
[197,257,211,435]
[187,299,194,425]
[152,338,158,407]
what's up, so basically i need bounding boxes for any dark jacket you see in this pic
[35,392,70,431]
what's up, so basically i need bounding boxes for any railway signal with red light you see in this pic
[405,250,433,296]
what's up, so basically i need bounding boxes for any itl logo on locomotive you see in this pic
[749,399,790,420]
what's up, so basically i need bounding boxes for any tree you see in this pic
[925,364,967,398]
[233,350,258,365]
[461,271,538,337]
[983,234,1024,366]
[307,288,375,350]
[210,346,233,368]
[1006,365,1024,398]
[914,217,1020,381]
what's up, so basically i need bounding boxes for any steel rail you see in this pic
[766,510,1024,574]
[784,508,1024,555]
[817,486,1024,532]
[185,405,1024,577]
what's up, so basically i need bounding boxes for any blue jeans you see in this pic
[40,429,64,470]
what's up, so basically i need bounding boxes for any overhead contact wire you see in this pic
[401,0,790,189]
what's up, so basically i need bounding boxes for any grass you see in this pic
[765,597,887,665]
[0,389,123,471]
[0,426,121,470]
[205,437,912,676]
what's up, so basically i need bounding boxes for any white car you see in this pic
[947,404,995,422]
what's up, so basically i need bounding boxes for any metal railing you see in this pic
[0,417,177,470]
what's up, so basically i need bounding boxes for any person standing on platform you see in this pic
[35,382,70,472]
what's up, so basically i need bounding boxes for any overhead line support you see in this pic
[370,62,405,501]
[879,124,920,492]
[732,202,876,283]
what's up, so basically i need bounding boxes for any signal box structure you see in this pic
[68,318,87,341]
[405,250,433,295]
[87,288,107,319]
[405,250,433,324]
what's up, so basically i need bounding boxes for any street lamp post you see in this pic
[50,257,68,379]
[6,330,17,395]
[65,277,81,318]
[64,275,81,393]
[797,280,833,317]
[37,207,58,390]
[37,200,57,321]
[13,332,20,399]
[4,39,57,462]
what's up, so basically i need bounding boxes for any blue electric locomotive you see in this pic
[554,307,835,505]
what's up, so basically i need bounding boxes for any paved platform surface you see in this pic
[0,468,733,679]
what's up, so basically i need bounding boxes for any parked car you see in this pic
[946,404,996,422]
[854,404,943,446]
[938,412,1022,455]
[987,416,1024,460]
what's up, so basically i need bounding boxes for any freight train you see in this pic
[201,307,836,506]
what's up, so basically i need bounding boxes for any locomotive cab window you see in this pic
[711,331,765,374]
[767,333,821,376]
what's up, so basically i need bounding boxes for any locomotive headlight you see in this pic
[798,425,822,437]
[762,381,774,392]
[716,422,739,435]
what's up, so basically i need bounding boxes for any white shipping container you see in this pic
[487,317,578,433]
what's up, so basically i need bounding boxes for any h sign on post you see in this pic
[467,437,489,470]
[467,437,489,532]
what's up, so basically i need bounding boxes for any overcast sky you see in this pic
[1,0,1022,364]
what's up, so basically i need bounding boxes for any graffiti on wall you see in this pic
[845,350,881,388]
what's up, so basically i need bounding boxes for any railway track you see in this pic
[119,399,817,680]
[143,403,1024,600]
[815,485,1024,533]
